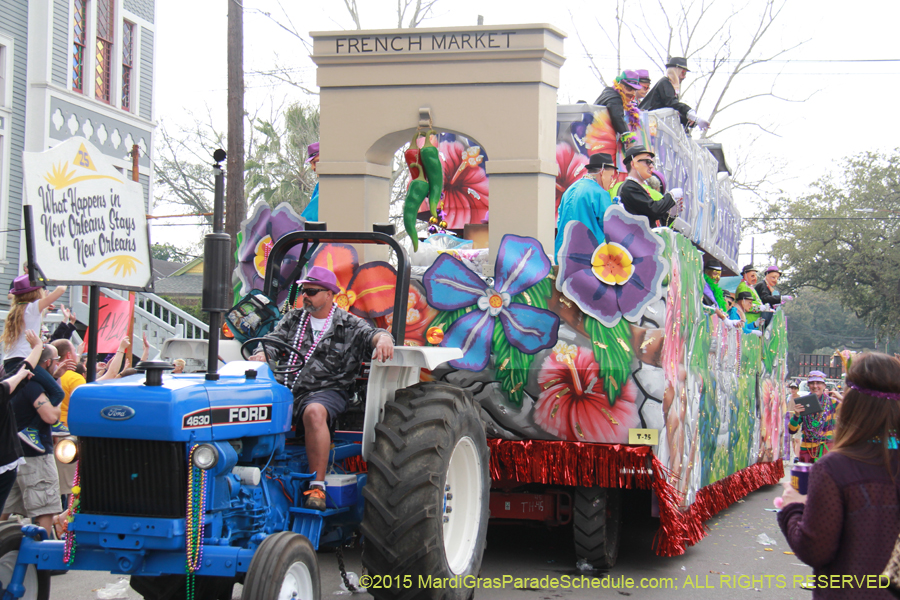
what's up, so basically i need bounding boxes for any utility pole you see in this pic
[226,0,245,277]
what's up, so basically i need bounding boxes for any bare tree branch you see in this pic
[247,68,320,96]
[570,9,611,87]
[711,121,781,137]
[342,0,362,29]
[243,6,313,53]
[700,0,787,124]
[713,87,815,115]
[615,0,625,74]
[399,0,441,28]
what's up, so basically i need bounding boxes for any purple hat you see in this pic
[808,371,826,383]
[765,265,781,275]
[10,274,40,296]
[305,142,320,163]
[636,69,651,83]
[618,70,642,90]
[298,266,339,293]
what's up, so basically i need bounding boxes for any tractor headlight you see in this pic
[192,444,219,470]
[54,437,78,464]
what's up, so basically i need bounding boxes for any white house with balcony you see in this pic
[0,0,207,356]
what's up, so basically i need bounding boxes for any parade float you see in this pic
[0,22,791,600]
[229,21,788,567]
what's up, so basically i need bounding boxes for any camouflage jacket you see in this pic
[264,307,385,400]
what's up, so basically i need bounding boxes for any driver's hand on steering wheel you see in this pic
[248,351,266,362]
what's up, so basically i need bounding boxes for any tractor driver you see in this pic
[249,266,394,510]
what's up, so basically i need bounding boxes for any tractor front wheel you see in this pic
[0,522,50,600]
[241,532,319,600]
[361,382,490,600]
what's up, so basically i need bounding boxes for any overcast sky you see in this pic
[152,0,899,264]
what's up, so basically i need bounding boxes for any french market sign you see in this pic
[22,137,152,290]
[331,31,519,54]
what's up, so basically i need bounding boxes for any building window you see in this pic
[72,0,87,94]
[0,44,7,108]
[122,21,134,111]
[0,37,10,262]
[95,0,114,103]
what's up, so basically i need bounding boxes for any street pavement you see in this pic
[47,472,816,599]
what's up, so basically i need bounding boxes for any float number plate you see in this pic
[628,428,658,445]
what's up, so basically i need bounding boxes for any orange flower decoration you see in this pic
[302,244,396,321]
[583,110,617,161]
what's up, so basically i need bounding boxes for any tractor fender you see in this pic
[362,346,462,461]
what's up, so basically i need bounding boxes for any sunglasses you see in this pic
[636,159,655,166]
[299,287,328,297]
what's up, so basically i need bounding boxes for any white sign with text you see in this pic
[23,137,151,289]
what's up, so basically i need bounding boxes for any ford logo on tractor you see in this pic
[100,405,136,420]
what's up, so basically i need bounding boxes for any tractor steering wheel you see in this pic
[240,337,305,376]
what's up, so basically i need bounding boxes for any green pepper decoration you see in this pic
[404,163,429,252]
[420,131,443,220]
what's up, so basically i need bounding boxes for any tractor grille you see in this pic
[79,438,187,518]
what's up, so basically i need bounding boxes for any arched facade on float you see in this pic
[310,24,566,263]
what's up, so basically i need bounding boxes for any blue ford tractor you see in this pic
[0,227,490,600]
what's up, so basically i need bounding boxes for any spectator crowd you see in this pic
[0,273,150,538]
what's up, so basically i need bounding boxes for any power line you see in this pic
[585,54,900,64]
[745,217,900,221]
[694,58,900,64]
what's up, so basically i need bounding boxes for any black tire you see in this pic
[361,382,490,600]
[0,522,50,600]
[130,574,234,600]
[241,532,320,600]
[573,487,622,569]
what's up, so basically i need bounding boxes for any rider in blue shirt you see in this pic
[555,152,617,263]
[301,142,320,221]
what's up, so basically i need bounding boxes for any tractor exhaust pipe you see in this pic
[202,149,231,380]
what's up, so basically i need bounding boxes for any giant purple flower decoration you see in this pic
[556,204,668,327]
[423,234,559,371]
[236,203,305,304]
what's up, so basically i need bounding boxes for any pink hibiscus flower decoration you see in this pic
[556,143,589,215]
[759,379,782,461]
[418,141,489,230]
[533,342,640,443]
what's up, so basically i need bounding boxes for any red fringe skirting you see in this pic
[487,439,783,557]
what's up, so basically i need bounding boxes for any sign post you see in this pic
[22,137,152,380]
[86,286,100,382]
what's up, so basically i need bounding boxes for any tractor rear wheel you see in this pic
[361,382,489,600]
[241,532,319,600]
[0,522,49,600]
[573,486,622,569]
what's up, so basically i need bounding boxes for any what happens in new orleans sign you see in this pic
[23,137,152,290]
